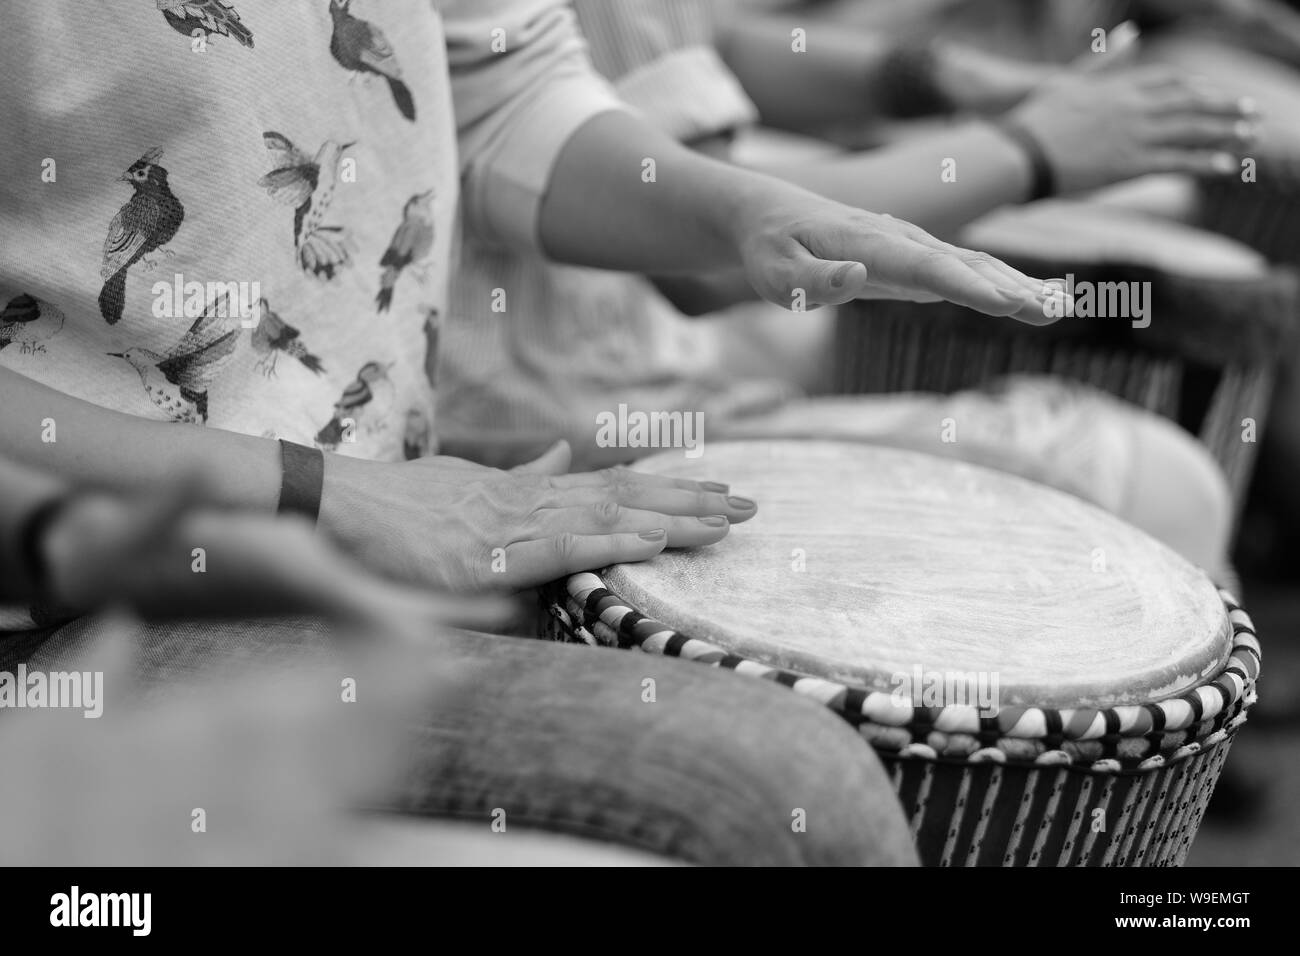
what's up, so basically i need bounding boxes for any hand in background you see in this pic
[1006,67,1256,193]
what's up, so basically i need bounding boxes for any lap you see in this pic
[4,613,916,866]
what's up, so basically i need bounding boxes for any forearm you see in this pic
[715,17,892,132]
[539,110,777,273]
[761,123,1032,239]
[0,366,279,512]
[655,123,1032,314]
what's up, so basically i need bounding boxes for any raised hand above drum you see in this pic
[730,188,1070,326]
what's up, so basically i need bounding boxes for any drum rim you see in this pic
[543,573,1260,773]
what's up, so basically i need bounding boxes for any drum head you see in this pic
[607,441,1231,709]
[959,199,1268,279]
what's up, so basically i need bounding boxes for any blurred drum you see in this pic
[540,441,1261,867]
[833,199,1299,508]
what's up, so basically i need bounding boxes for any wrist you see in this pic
[991,119,1057,202]
[317,452,377,552]
[276,439,325,524]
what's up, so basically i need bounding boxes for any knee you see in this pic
[643,668,919,866]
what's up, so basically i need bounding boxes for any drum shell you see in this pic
[538,577,1260,868]
[1197,157,1300,267]
[884,740,1235,867]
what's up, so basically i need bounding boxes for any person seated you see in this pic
[436,0,1244,579]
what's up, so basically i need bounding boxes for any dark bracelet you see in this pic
[877,42,955,119]
[277,439,325,524]
[17,493,74,603]
[995,120,1057,202]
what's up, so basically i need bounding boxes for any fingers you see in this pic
[502,530,669,589]
[511,439,572,476]
[550,470,758,523]
[1141,148,1241,177]
[533,505,732,548]
[777,250,870,307]
[888,243,1042,321]
[1148,116,1255,151]
[1149,83,1257,119]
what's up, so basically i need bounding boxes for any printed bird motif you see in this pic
[0,294,65,354]
[99,148,185,325]
[251,298,325,377]
[328,0,416,121]
[259,132,354,280]
[376,191,435,312]
[315,360,394,449]
[157,0,254,48]
[108,294,241,424]
[403,407,430,460]
[423,307,439,388]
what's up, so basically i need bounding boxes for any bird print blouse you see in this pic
[0,0,624,629]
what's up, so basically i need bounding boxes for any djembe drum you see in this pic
[833,200,1299,509]
[540,441,1261,867]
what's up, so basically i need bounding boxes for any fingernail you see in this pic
[698,515,728,527]
[700,481,730,493]
[639,529,667,541]
[727,496,757,510]
[1239,96,1259,116]
[1235,120,1256,140]
[830,263,856,289]
[1212,152,1236,173]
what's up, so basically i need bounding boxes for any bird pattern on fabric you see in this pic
[251,297,326,377]
[157,0,254,48]
[315,360,394,449]
[376,190,435,312]
[109,293,242,424]
[0,294,64,354]
[403,406,431,460]
[0,0,469,633]
[99,148,185,325]
[328,0,416,122]
[258,131,354,280]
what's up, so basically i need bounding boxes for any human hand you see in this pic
[320,441,759,591]
[729,184,1067,324]
[36,479,514,641]
[1006,67,1256,194]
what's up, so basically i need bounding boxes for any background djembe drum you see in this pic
[540,442,1261,867]
[832,200,1300,516]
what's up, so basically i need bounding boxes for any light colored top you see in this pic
[0,0,627,629]
[0,0,624,459]
[606,441,1230,709]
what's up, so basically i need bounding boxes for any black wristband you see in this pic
[996,120,1056,202]
[17,494,73,603]
[277,439,325,524]
[877,43,955,119]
